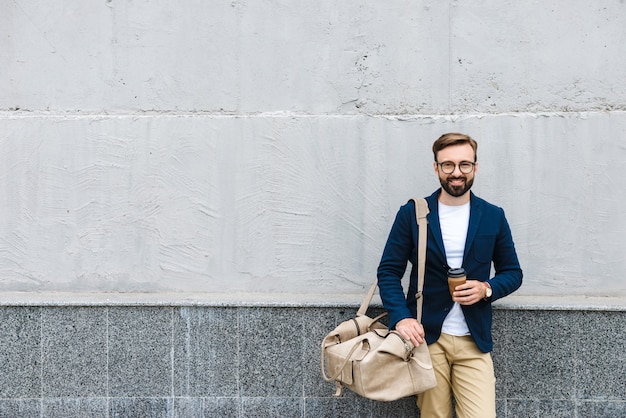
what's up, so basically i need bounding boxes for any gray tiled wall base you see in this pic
[0,306,624,418]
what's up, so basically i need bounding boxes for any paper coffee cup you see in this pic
[447,268,466,296]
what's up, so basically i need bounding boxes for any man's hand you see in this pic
[452,280,489,305]
[395,318,425,347]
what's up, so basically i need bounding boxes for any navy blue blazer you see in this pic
[377,190,523,353]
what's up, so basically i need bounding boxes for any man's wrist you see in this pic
[483,282,493,300]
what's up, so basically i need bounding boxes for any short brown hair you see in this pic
[432,132,478,162]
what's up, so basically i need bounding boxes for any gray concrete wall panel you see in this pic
[1,113,625,299]
[2,2,624,114]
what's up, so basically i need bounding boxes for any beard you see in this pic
[439,175,474,197]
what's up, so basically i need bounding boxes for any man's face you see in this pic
[434,143,477,198]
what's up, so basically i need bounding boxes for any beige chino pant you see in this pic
[417,333,496,418]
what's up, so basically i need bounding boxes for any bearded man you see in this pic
[377,132,523,418]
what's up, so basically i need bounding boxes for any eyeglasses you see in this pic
[436,161,476,174]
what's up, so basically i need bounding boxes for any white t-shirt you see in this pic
[439,201,471,336]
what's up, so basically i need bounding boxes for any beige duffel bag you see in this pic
[321,198,437,401]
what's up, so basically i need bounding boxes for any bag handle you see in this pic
[356,281,378,317]
[321,337,365,382]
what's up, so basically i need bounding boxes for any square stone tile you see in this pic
[505,310,576,399]
[505,399,538,418]
[577,311,626,400]
[305,396,372,418]
[173,307,239,397]
[42,398,108,418]
[537,400,577,418]
[41,307,107,397]
[371,397,418,418]
[108,307,172,397]
[0,399,41,418]
[491,309,508,399]
[171,397,202,418]
[0,307,41,398]
[239,307,304,397]
[172,397,239,418]
[495,399,505,418]
[579,400,626,418]
[304,307,349,398]
[109,397,171,418]
[241,397,303,417]
[202,397,239,418]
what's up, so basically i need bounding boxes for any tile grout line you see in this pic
[300,306,306,417]
[39,307,43,418]
[106,307,110,418]
[170,307,175,409]
[237,307,242,417]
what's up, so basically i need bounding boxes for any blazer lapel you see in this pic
[425,192,446,260]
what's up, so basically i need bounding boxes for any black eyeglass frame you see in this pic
[436,161,476,174]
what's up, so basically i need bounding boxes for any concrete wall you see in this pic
[2,4,626,417]
[2,3,626,299]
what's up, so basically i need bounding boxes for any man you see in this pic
[377,132,523,418]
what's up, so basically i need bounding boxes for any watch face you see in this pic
[486,288,493,297]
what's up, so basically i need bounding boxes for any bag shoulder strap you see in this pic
[361,198,429,320]
[412,198,429,322]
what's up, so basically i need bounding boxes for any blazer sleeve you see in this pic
[377,202,415,329]
[489,207,523,301]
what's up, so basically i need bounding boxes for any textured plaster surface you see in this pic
[2,1,626,303]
